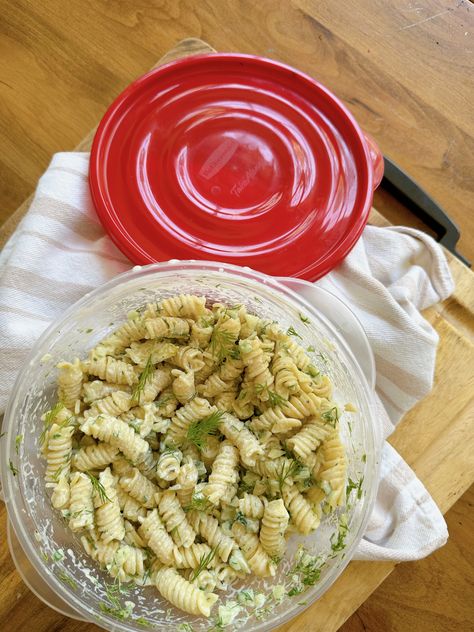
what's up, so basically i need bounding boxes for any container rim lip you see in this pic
[1,260,381,631]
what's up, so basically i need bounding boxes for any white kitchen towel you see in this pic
[0,152,453,561]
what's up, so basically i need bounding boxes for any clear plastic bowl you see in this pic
[1,261,381,631]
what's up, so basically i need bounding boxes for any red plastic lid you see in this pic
[90,54,382,280]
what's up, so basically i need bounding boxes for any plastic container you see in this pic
[1,261,381,631]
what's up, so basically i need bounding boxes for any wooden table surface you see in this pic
[0,2,473,632]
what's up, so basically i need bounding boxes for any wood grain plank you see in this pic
[341,485,474,632]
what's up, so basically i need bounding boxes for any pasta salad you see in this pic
[40,294,347,618]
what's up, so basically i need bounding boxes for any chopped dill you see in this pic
[321,406,339,428]
[187,410,224,450]
[330,517,349,552]
[184,494,211,513]
[286,325,303,339]
[307,345,315,352]
[9,460,18,476]
[210,327,237,361]
[277,459,301,493]
[233,511,248,527]
[86,472,111,503]
[299,313,311,325]
[57,570,77,590]
[131,354,154,404]
[190,547,217,581]
[15,434,23,454]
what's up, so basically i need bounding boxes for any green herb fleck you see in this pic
[287,325,303,339]
[307,345,315,352]
[9,460,18,476]
[233,511,248,527]
[186,410,224,450]
[184,494,211,513]
[299,313,311,325]
[85,328,93,333]
[15,434,23,454]
[131,354,154,404]
[177,624,195,632]
[86,472,111,503]
[321,406,339,428]
[331,517,349,552]
[134,616,151,627]
[362,453,367,463]
[277,458,302,494]
[57,570,77,590]
[190,547,217,581]
[0,431,5,439]
[52,549,65,562]
[317,352,328,365]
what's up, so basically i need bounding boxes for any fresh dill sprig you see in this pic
[45,402,65,425]
[131,354,154,404]
[233,511,248,527]
[40,402,65,446]
[346,476,364,501]
[277,459,301,493]
[15,434,23,454]
[286,325,303,339]
[321,406,339,428]
[100,580,134,621]
[267,390,286,407]
[210,326,237,362]
[86,472,111,503]
[9,460,18,476]
[330,518,349,552]
[254,384,286,407]
[186,410,224,450]
[184,494,211,513]
[191,547,217,581]
[287,546,324,596]
[299,313,311,325]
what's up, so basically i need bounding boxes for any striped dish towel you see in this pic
[0,152,453,561]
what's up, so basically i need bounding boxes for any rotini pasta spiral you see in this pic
[158,490,196,548]
[160,294,209,320]
[259,499,289,558]
[175,457,198,507]
[219,413,264,467]
[156,448,183,482]
[204,440,239,506]
[119,467,159,508]
[81,414,149,464]
[155,566,218,617]
[238,492,265,519]
[282,484,320,535]
[187,511,236,563]
[68,471,94,531]
[84,355,137,386]
[171,369,195,403]
[165,397,215,447]
[286,415,333,463]
[57,359,83,409]
[144,316,190,339]
[138,508,176,565]
[231,522,276,577]
[94,467,125,543]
